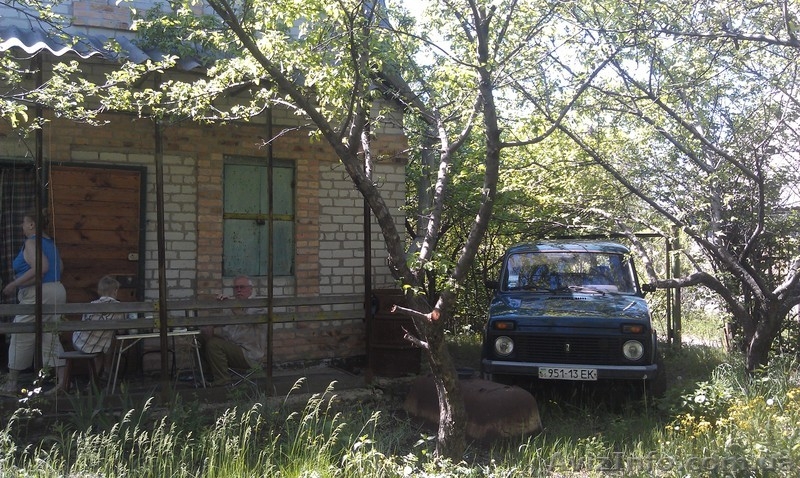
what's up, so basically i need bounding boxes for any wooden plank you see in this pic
[53,229,140,245]
[0,309,367,334]
[62,270,139,285]
[53,213,140,231]
[48,165,143,305]
[56,244,137,260]
[62,261,133,272]
[0,311,365,334]
[51,185,140,204]
[62,259,139,272]
[0,296,364,315]
[52,200,140,215]
[52,167,141,190]
[60,261,137,274]
[0,295,367,334]
[60,270,139,287]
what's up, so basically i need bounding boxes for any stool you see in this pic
[59,351,99,392]
[228,366,263,387]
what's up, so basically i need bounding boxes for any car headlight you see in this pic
[622,340,644,360]
[494,336,514,356]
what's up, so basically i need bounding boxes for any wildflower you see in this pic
[696,420,712,435]
[766,398,774,406]
[694,394,706,404]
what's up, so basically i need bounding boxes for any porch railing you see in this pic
[0,295,366,334]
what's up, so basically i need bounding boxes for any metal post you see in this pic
[665,235,673,346]
[266,108,274,391]
[33,54,44,370]
[362,125,373,384]
[153,74,170,395]
[671,228,682,348]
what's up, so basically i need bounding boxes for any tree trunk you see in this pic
[745,304,785,371]
[407,295,467,459]
[428,335,466,458]
[746,329,775,371]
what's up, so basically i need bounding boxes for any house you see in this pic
[0,0,408,366]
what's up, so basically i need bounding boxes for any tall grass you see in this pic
[0,379,402,477]
[1,347,799,476]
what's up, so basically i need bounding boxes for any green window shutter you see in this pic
[223,157,294,277]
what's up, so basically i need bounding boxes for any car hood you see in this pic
[489,292,650,322]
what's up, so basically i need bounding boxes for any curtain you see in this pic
[0,164,36,308]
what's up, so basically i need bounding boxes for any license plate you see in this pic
[538,367,597,381]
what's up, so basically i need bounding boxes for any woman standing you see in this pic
[1,210,67,395]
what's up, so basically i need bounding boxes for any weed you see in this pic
[1,341,799,476]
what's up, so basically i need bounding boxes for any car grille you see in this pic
[506,335,648,365]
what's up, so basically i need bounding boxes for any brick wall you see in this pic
[0,64,408,362]
[318,161,406,295]
[72,0,131,30]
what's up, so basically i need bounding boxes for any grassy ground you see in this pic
[2,329,798,477]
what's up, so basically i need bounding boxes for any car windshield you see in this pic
[503,251,636,293]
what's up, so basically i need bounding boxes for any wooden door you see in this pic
[49,164,144,305]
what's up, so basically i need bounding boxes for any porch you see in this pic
[0,292,419,410]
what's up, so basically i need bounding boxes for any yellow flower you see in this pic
[696,420,712,434]
[786,388,800,401]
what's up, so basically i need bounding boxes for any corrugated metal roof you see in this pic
[0,25,203,71]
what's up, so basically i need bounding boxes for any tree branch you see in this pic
[647,271,750,319]
[655,29,800,50]
[504,45,621,148]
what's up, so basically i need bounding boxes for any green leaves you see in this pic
[0,100,29,128]
[133,3,228,68]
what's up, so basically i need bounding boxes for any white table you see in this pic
[109,329,206,393]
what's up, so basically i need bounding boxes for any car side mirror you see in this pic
[484,280,499,290]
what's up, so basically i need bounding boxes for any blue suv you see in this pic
[481,241,665,395]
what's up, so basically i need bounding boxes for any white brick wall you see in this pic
[318,161,404,295]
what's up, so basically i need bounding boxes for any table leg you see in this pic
[109,338,140,394]
[193,336,206,388]
[109,342,123,394]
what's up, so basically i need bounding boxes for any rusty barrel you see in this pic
[368,289,421,377]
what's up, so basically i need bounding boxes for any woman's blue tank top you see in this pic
[12,236,62,283]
